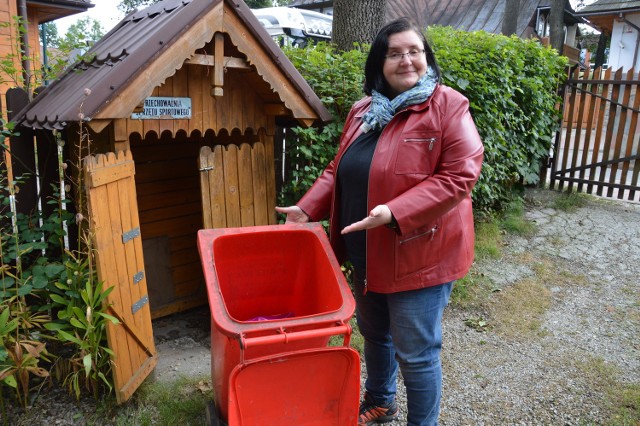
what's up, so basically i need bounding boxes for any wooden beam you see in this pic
[186,54,250,69]
[296,118,316,128]
[113,119,130,152]
[87,119,112,134]
[212,33,225,97]
[264,103,288,116]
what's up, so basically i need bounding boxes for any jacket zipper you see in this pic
[404,137,437,151]
[363,121,391,296]
[399,225,439,244]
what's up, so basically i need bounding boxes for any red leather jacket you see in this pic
[297,84,484,293]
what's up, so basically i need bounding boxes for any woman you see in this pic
[276,18,484,426]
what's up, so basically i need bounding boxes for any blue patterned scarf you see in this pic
[360,67,438,133]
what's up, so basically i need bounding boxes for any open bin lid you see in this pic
[227,347,360,425]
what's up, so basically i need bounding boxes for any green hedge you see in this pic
[428,27,567,212]
[280,27,567,214]
[279,42,367,207]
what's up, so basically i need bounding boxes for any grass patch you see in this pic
[329,316,364,355]
[109,376,213,425]
[482,256,587,338]
[551,191,591,212]
[609,383,640,425]
[454,198,538,307]
[487,277,551,338]
[500,199,537,237]
[473,197,537,263]
[575,356,640,426]
[450,270,495,308]
[474,219,503,261]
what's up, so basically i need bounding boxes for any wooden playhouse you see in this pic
[11,0,331,402]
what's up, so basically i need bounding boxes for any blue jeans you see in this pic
[354,279,453,426]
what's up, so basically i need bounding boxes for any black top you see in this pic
[337,129,381,277]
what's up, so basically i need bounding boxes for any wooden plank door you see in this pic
[199,142,274,228]
[84,150,157,403]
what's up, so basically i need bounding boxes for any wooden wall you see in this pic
[123,65,277,318]
[0,1,43,102]
[120,64,273,138]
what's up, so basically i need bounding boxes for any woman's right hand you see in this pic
[275,206,310,223]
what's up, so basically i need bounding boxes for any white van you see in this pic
[251,7,332,47]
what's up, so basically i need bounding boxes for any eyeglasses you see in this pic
[384,49,425,63]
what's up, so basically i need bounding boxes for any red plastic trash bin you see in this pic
[197,223,360,425]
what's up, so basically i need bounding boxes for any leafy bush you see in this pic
[280,28,567,215]
[428,27,567,212]
[278,42,367,207]
[0,119,116,410]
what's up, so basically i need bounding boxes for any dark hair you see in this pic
[363,18,441,97]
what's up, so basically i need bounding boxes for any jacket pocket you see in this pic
[394,132,441,175]
[395,220,443,279]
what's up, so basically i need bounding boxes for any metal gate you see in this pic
[549,66,640,202]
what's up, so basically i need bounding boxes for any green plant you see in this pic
[46,275,118,399]
[551,191,591,212]
[44,17,104,81]
[40,108,118,401]
[0,95,116,407]
[0,331,50,408]
[0,16,29,89]
[428,27,568,213]
[473,219,503,261]
[0,156,55,409]
[499,198,537,236]
[0,306,20,390]
[111,376,213,425]
[278,42,367,207]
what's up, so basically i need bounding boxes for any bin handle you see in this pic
[239,323,352,350]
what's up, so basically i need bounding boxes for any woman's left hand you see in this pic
[342,205,393,234]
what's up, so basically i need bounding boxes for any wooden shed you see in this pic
[11,0,331,403]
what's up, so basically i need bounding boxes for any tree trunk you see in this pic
[333,0,387,51]
[501,0,520,36]
[594,32,609,68]
[549,0,565,54]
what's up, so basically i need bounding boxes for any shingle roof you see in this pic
[576,0,640,15]
[572,0,640,34]
[13,0,331,130]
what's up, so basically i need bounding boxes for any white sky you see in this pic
[56,0,124,35]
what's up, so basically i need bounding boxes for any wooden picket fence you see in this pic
[550,67,640,202]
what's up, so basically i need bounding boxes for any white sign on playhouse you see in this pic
[131,97,192,119]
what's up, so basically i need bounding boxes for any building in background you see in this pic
[288,0,587,65]
[252,6,332,47]
[576,0,640,71]
[0,0,92,102]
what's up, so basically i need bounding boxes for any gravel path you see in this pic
[438,189,640,425]
[6,188,640,425]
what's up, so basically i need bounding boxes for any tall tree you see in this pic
[246,0,273,7]
[46,18,105,80]
[549,0,565,54]
[332,0,387,51]
[118,0,156,14]
[501,0,520,36]
[593,32,610,68]
[41,22,60,48]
